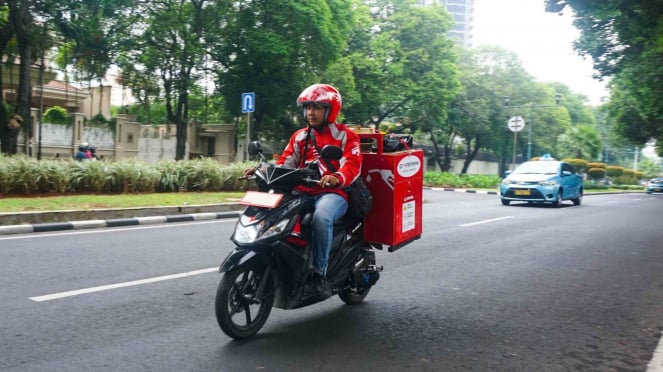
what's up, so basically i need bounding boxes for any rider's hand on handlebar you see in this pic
[243,167,257,178]
[320,174,340,188]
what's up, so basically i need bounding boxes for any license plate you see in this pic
[514,189,531,196]
[239,191,283,208]
[654,188,661,192]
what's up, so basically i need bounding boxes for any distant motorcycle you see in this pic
[215,141,382,339]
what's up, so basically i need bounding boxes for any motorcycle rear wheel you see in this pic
[339,285,371,305]
[215,263,274,340]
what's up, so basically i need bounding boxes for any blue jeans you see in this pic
[305,193,348,275]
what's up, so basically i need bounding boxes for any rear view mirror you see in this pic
[320,145,343,161]
[248,141,263,156]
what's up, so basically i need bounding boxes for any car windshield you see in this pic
[512,161,559,175]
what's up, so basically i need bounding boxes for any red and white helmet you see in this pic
[296,84,342,124]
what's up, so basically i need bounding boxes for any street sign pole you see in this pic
[245,112,251,161]
[242,92,255,162]
[507,116,525,171]
[512,131,518,171]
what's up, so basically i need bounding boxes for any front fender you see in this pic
[219,248,261,273]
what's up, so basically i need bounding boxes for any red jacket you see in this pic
[277,123,362,200]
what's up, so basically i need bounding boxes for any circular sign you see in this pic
[507,116,526,132]
[397,155,421,178]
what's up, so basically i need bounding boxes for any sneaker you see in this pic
[310,272,332,298]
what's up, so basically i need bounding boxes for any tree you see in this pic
[557,124,602,160]
[460,46,570,175]
[545,0,663,147]
[50,0,137,116]
[341,1,459,170]
[118,0,209,160]
[207,0,355,143]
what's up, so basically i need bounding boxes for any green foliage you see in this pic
[109,159,160,193]
[638,158,662,179]
[606,165,624,178]
[43,106,70,125]
[423,172,501,189]
[70,160,112,193]
[583,181,643,191]
[42,160,73,193]
[561,158,588,173]
[2,155,506,196]
[545,1,663,147]
[587,167,607,181]
[614,174,640,186]
[557,124,602,160]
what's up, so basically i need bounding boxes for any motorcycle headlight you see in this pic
[234,223,260,243]
[233,218,290,244]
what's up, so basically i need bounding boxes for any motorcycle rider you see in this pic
[244,84,362,296]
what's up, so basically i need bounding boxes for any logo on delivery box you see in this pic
[397,155,421,178]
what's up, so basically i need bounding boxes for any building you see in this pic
[1,61,237,163]
[417,0,475,47]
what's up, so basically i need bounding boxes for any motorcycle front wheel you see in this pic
[215,263,274,340]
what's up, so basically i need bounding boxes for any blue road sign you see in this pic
[242,92,255,113]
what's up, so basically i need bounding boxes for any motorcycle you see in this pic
[215,141,382,340]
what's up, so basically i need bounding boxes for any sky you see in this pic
[472,0,609,106]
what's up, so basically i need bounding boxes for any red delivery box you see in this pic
[357,132,423,252]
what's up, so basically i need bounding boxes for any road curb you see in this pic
[425,187,498,195]
[0,211,243,236]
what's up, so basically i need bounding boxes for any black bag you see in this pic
[372,134,413,153]
[347,177,373,219]
[309,130,373,219]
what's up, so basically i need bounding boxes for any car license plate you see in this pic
[654,188,661,192]
[514,189,531,196]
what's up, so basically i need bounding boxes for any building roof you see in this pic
[43,80,82,93]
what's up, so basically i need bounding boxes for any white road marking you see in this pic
[460,216,513,227]
[30,267,218,302]
[648,332,663,372]
[0,219,234,241]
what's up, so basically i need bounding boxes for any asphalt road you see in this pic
[1,191,662,371]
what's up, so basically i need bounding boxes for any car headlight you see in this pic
[502,179,514,185]
[233,218,290,244]
[539,180,558,186]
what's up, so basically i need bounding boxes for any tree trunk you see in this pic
[430,128,452,172]
[461,135,480,174]
[10,1,33,155]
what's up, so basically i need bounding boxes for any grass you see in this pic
[0,186,643,213]
[0,192,245,213]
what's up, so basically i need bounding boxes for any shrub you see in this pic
[587,162,606,170]
[43,106,70,125]
[70,160,112,192]
[423,172,501,188]
[562,158,588,173]
[606,165,624,178]
[109,159,160,193]
[587,167,607,181]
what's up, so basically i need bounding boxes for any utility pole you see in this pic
[504,94,562,161]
